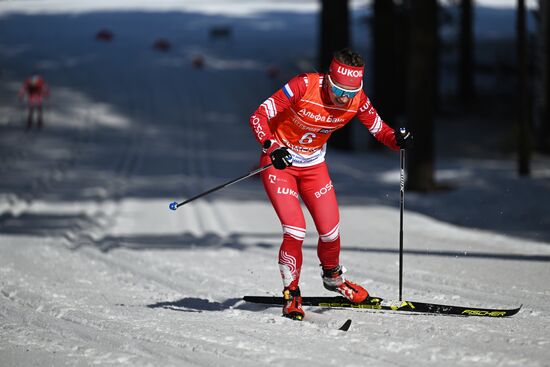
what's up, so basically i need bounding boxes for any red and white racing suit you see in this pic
[19,76,49,107]
[249,73,399,289]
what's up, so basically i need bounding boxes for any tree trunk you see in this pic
[537,0,550,152]
[406,0,438,191]
[320,0,353,150]
[459,0,475,103]
[392,4,410,119]
[373,0,396,126]
[517,0,531,176]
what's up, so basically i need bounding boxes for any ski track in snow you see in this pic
[1,2,550,366]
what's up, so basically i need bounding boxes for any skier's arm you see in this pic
[356,92,400,150]
[248,74,308,146]
[42,83,50,98]
[18,82,27,101]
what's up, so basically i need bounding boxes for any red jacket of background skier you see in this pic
[19,75,49,106]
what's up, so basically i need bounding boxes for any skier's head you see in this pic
[327,48,364,106]
[30,72,40,85]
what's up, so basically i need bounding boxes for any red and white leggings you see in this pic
[260,154,340,290]
[26,94,44,107]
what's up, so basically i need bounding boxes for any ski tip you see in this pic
[338,319,352,331]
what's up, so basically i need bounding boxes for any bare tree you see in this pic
[517,0,531,175]
[459,0,475,103]
[319,0,353,150]
[537,0,550,152]
[373,0,397,126]
[406,0,439,191]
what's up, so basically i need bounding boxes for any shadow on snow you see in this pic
[77,231,550,263]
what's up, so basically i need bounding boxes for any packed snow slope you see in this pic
[1,2,549,366]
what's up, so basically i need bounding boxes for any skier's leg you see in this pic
[260,155,305,319]
[298,162,340,268]
[37,104,43,128]
[300,162,369,303]
[261,156,305,289]
[26,105,33,129]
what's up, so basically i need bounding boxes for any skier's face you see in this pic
[327,74,361,106]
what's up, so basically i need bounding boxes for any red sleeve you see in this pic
[18,80,29,98]
[248,74,308,146]
[41,81,50,98]
[356,92,399,151]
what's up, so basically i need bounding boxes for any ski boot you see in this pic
[322,265,369,303]
[282,286,305,321]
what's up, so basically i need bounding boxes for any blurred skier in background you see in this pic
[248,48,413,320]
[18,73,49,129]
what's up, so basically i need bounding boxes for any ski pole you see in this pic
[399,148,405,301]
[169,163,273,211]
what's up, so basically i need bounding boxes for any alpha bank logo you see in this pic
[269,174,277,184]
[298,108,345,124]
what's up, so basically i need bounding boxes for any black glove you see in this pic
[263,140,293,170]
[394,127,413,149]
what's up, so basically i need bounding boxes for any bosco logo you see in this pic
[314,181,333,198]
[251,115,266,140]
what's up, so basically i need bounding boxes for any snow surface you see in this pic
[1,1,549,366]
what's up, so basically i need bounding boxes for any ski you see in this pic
[243,296,521,317]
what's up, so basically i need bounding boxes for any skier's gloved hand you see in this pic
[270,147,293,169]
[394,127,413,149]
[263,140,293,170]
